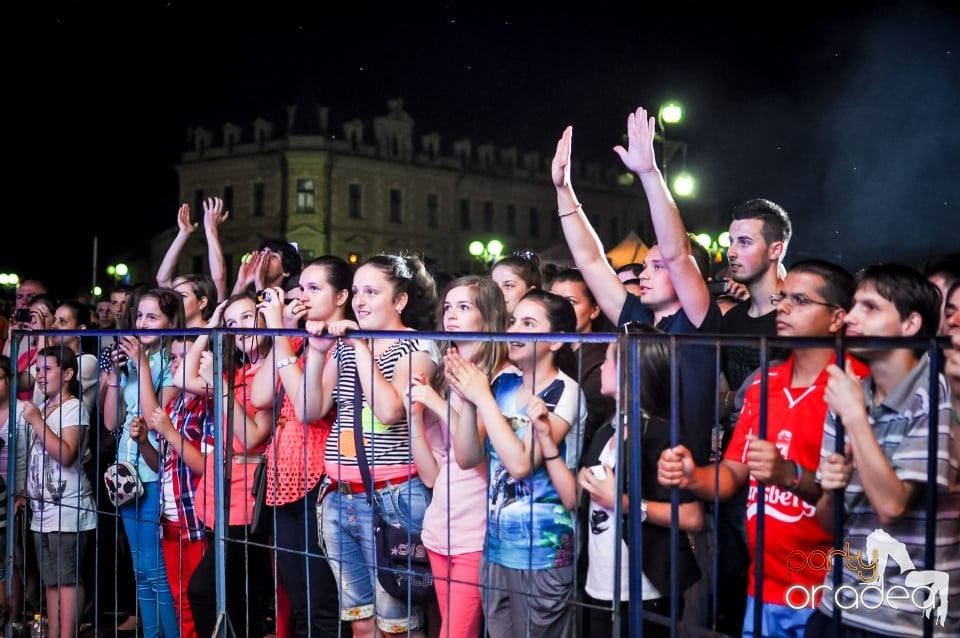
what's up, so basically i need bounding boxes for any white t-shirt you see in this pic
[584,432,660,602]
[27,398,97,533]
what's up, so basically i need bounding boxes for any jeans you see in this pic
[120,481,179,638]
[319,477,430,633]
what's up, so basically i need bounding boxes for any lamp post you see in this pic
[656,101,697,198]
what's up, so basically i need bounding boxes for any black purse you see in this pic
[352,371,434,604]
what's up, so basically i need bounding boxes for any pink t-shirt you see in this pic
[420,397,487,555]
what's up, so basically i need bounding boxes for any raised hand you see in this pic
[612,106,658,176]
[818,443,854,491]
[176,203,197,235]
[551,126,574,190]
[207,299,228,328]
[658,445,695,489]
[202,197,229,231]
[235,251,260,289]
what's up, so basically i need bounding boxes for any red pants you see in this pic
[161,521,207,638]
[428,549,484,638]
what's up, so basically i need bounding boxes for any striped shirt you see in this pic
[325,336,438,484]
[817,353,960,636]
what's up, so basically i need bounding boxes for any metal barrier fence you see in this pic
[3,328,955,638]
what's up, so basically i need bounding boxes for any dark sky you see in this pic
[7,0,959,298]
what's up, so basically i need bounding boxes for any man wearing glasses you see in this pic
[658,260,869,637]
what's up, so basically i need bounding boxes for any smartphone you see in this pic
[14,308,31,322]
[590,465,607,481]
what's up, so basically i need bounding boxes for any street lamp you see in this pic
[106,262,130,284]
[656,101,697,198]
[0,273,19,288]
[468,239,505,271]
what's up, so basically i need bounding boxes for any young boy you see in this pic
[810,263,959,636]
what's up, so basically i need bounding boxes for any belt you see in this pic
[332,474,416,495]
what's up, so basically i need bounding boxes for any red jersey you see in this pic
[725,354,869,605]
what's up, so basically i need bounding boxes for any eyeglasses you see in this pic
[770,293,839,310]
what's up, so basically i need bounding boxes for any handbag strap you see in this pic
[351,364,375,504]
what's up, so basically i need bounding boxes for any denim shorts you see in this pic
[318,476,431,632]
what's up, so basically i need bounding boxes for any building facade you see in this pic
[145,98,658,281]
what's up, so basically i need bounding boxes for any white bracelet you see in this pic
[276,356,298,370]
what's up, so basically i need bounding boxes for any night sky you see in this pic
[8,0,959,298]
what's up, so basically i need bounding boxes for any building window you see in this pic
[223,186,234,213]
[194,190,204,219]
[297,179,315,214]
[252,183,265,217]
[529,206,540,237]
[427,194,439,228]
[460,199,471,230]
[349,184,362,219]
[389,189,403,223]
[483,201,494,231]
[507,204,516,234]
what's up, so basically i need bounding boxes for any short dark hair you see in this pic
[856,263,941,337]
[788,260,856,310]
[259,238,303,289]
[731,198,793,247]
[918,252,960,288]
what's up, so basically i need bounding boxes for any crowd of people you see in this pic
[0,106,958,638]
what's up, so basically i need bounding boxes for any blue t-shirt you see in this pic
[618,294,722,464]
[484,370,585,570]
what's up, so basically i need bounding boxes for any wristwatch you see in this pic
[640,499,649,522]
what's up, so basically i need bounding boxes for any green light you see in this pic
[486,239,504,258]
[673,173,695,197]
[0,273,17,286]
[659,102,683,125]
[106,265,116,276]
[695,233,712,249]
[115,263,129,277]
[718,231,731,248]
[616,172,635,186]
[92,285,103,297]
[468,241,485,257]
